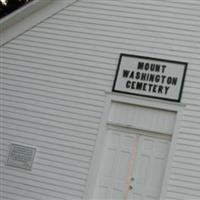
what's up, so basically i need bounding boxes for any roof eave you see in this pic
[0,0,77,46]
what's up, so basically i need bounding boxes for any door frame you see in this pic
[83,92,185,200]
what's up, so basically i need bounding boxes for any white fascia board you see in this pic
[0,0,77,46]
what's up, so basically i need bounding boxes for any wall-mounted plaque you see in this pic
[113,54,187,102]
[6,144,36,170]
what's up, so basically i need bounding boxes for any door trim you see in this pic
[83,93,185,200]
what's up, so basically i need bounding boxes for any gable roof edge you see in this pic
[0,0,78,46]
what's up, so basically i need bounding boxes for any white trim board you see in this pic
[84,92,185,200]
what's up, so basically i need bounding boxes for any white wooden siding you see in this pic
[1,0,200,199]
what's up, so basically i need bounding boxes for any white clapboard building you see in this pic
[1,0,200,200]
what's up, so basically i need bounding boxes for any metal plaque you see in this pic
[6,144,36,170]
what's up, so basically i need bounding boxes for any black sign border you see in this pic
[112,54,188,102]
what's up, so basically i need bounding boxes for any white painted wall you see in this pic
[1,0,200,199]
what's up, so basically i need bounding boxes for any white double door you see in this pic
[95,129,170,200]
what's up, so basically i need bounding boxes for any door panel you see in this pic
[95,131,170,200]
[96,130,138,199]
[128,136,170,200]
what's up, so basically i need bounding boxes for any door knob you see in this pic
[129,185,133,190]
[131,177,135,181]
